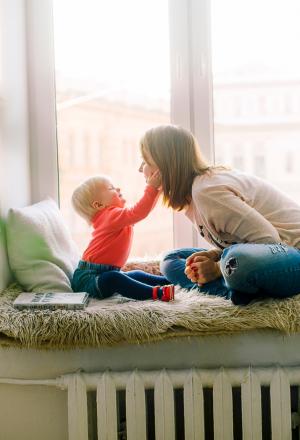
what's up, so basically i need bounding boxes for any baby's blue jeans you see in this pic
[72,260,170,299]
[160,243,300,304]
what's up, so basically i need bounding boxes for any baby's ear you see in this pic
[91,200,102,209]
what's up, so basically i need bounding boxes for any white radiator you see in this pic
[1,366,300,439]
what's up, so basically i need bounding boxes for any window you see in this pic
[286,151,294,174]
[25,0,300,251]
[53,0,172,257]
[253,155,266,178]
[233,155,245,171]
[211,0,300,203]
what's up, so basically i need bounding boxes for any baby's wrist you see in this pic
[146,183,159,191]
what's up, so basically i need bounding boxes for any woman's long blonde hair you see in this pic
[140,125,221,211]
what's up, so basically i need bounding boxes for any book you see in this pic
[13,291,89,311]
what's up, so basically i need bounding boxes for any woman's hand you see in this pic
[185,249,222,285]
[147,170,162,189]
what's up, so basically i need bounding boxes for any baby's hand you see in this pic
[147,170,161,189]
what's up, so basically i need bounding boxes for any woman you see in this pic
[138,124,300,304]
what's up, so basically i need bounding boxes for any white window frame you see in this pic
[26,0,59,204]
[0,0,58,206]
[169,0,214,249]
[25,0,215,249]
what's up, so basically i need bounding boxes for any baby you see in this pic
[71,174,174,301]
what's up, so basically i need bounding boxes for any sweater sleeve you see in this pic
[195,185,281,244]
[106,185,160,229]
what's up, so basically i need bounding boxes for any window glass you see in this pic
[211,0,300,203]
[53,0,172,257]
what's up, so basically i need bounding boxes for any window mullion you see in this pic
[169,0,214,249]
[190,0,214,249]
[26,0,59,204]
[169,0,194,249]
[190,0,214,164]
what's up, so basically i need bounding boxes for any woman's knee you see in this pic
[220,244,258,293]
[160,248,203,288]
[160,248,185,278]
[160,247,205,274]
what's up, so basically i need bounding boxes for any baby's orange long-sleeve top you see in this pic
[82,185,159,267]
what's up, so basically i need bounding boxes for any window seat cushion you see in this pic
[0,259,299,350]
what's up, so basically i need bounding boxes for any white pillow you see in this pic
[6,198,80,292]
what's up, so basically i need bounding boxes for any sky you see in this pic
[53,0,300,99]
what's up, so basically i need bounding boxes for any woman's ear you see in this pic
[91,200,102,209]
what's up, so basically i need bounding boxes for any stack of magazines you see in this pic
[13,292,89,311]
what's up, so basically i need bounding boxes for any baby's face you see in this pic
[97,179,125,208]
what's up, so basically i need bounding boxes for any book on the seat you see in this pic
[13,291,89,310]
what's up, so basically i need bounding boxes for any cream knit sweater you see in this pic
[185,169,300,250]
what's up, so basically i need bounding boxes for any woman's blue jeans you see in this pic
[160,244,300,304]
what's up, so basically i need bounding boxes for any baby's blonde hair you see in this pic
[71,175,106,224]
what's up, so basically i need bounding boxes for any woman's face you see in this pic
[138,150,158,179]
